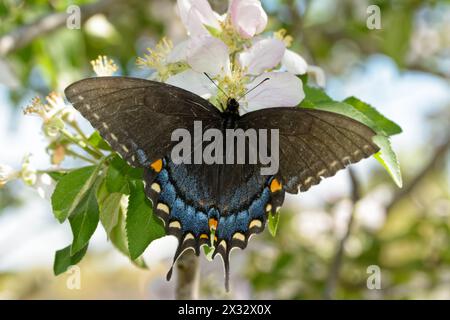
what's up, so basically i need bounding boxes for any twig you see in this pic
[323,167,361,299]
[59,129,103,159]
[175,250,200,300]
[407,63,449,80]
[65,149,97,164]
[0,0,119,56]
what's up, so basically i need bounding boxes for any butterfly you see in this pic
[65,76,379,290]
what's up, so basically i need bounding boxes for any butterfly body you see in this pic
[65,76,379,290]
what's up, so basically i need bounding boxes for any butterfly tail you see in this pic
[224,254,231,292]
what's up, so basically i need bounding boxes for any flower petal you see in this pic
[187,36,230,76]
[167,40,188,63]
[244,72,304,113]
[166,69,216,99]
[282,49,308,75]
[177,0,192,24]
[185,6,209,36]
[239,38,285,75]
[307,65,326,87]
[230,0,268,39]
[178,0,220,36]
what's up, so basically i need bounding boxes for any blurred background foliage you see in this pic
[0,0,450,299]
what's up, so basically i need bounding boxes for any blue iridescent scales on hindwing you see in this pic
[143,157,285,290]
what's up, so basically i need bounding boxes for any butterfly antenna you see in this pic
[203,72,229,98]
[237,77,270,102]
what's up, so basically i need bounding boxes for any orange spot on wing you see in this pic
[270,178,282,193]
[150,159,163,172]
[208,218,218,231]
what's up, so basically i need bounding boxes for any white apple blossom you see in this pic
[0,164,17,188]
[23,93,68,137]
[139,0,314,114]
[168,36,304,114]
[0,160,55,198]
[0,154,39,187]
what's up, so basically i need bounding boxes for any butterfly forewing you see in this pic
[64,76,222,167]
[239,107,380,193]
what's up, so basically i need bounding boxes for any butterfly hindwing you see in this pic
[143,157,285,290]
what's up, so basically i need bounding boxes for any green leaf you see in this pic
[344,96,402,136]
[299,85,333,108]
[96,180,121,236]
[69,181,100,254]
[88,131,112,151]
[302,101,379,131]
[53,244,88,276]
[106,155,143,194]
[203,245,214,262]
[298,73,308,85]
[47,171,68,182]
[202,229,216,261]
[309,101,402,187]
[268,212,280,237]
[300,87,378,129]
[373,135,403,188]
[126,180,165,260]
[110,209,147,268]
[299,90,403,188]
[51,166,98,223]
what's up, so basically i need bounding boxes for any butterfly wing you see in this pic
[66,76,245,288]
[143,158,275,290]
[65,77,380,291]
[65,76,222,167]
[239,107,380,193]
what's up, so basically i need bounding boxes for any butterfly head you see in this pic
[226,98,240,114]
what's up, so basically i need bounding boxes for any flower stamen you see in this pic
[91,55,118,76]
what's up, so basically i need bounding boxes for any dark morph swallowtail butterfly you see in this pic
[65,76,379,290]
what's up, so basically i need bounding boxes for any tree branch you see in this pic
[406,63,450,80]
[0,0,119,56]
[324,167,360,299]
[175,250,200,300]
